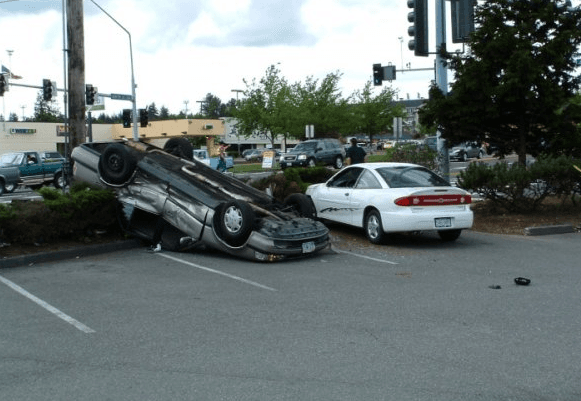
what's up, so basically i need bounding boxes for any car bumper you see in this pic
[380,207,474,233]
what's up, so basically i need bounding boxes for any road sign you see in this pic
[110,93,133,101]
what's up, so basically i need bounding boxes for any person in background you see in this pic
[345,138,367,165]
[217,140,230,172]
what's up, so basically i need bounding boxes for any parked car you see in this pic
[304,162,473,244]
[280,138,346,169]
[0,155,22,195]
[39,151,66,163]
[244,148,281,162]
[449,141,485,161]
[193,149,234,170]
[70,138,330,262]
[0,150,67,190]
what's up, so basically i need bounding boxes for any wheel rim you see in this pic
[336,157,343,168]
[367,214,380,239]
[5,183,14,192]
[107,154,124,173]
[223,205,243,234]
[308,159,316,167]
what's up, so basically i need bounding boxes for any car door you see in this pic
[315,167,363,224]
[348,170,383,226]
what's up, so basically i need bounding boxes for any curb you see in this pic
[524,223,575,236]
[0,239,142,269]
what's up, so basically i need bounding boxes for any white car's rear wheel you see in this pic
[364,209,385,244]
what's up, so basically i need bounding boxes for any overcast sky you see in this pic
[3,0,571,120]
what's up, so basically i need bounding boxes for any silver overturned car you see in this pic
[71,138,329,262]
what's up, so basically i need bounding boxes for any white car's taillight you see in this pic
[395,194,472,206]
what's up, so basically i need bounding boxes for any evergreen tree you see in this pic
[419,0,581,164]
[33,90,62,122]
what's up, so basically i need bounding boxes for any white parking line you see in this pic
[332,247,399,265]
[157,253,277,292]
[0,275,96,334]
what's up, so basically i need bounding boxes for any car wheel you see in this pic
[307,158,316,168]
[215,200,255,247]
[438,229,462,241]
[334,155,343,169]
[0,183,5,196]
[364,209,385,244]
[163,137,194,160]
[478,150,484,159]
[53,172,68,189]
[3,183,17,193]
[283,193,316,219]
[462,153,467,162]
[99,143,137,185]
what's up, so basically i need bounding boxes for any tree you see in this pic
[233,64,292,147]
[350,80,404,143]
[9,112,18,122]
[146,103,159,121]
[200,93,225,118]
[288,72,351,139]
[419,0,581,165]
[33,91,62,122]
[159,106,170,119]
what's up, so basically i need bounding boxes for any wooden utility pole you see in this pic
[66,0,86,150]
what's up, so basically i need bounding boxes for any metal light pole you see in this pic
[231,89,243,154]
[89,0,138,140]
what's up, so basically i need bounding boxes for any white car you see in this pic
[305,162,474,244]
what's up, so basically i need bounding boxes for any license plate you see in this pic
[302,241,315,253]
[435,217,452,228]
[285,162,291,167]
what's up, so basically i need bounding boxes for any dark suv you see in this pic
[280,138,346,169]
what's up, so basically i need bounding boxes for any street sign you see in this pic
[110,93,133,101]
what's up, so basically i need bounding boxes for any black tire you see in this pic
[438,229,462,242]
[214,200,255,247]
[0,183,5,196]
[478,150,484,159]
[307,158,317,168]
[284,193,316,219]
[163,137,194,160]
[99,143,137,185]
[334,155,343,169]
[3,182,17,193]
[53,172,67,189]
[364,209,386,244]
[461,153,467,162]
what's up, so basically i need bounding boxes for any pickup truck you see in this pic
[0,151,68,191]
[0,160,21,196]
[193,149,234,170]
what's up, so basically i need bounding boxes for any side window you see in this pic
[355,170,382,189]
[327,167,363,188]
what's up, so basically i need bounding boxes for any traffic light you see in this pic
[0,74,6,96]
[85,84,97,105]
[451,0,476,44]
[407,0,429,57]
[122,109,131,128]
[43,78,53,101]
[373,63,383,86]
[139,108,148,127]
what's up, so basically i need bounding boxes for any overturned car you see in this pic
[71,138,329,262]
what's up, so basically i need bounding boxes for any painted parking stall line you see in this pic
[332,247,399,265]
[157,253,277,292]
[0,275,96,334]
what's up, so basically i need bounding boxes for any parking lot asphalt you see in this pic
[0,221,577,270]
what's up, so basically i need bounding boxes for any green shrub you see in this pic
[250,166,334,202]
[458,155,581,212]
[0,183,119,245]
[384,143,438,171]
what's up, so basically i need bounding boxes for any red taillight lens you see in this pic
[395,194,472,206]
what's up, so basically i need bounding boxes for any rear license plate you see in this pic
[302,241,315,253]
[435,217,452,228]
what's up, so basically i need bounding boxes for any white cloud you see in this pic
[1,0,453,121]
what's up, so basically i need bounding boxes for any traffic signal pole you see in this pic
[435,0,450,182]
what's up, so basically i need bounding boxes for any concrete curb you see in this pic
[0,239,142,269]
[524,224,575,236]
